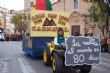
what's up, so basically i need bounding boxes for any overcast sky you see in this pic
[0,0,24,11]
[0,0,58,11]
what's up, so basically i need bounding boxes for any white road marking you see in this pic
[0,59,8,73]
[18,58,36,73]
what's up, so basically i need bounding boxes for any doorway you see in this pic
[71,25,80,36]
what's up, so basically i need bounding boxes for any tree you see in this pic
[84,0,110,37]
[11,13,29,33]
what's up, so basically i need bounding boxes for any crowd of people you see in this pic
[4,31,23,41]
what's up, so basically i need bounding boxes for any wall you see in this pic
[52,0,92,15]
[52,0,92,35]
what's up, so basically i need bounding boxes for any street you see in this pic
[0,41,110,73]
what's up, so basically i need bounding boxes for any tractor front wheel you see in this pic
[43,48,51,66]
[52,53,64,73]
[80,65,92,73]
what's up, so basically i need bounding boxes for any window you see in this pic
[74,0,78,9]
[30,2,33,7]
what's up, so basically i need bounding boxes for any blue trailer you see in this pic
[22,37,54,57]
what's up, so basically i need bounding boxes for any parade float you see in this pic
[22,0,69,57]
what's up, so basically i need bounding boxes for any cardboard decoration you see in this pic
[31,10,70,37]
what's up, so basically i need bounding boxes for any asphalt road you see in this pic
[0,41,110,73]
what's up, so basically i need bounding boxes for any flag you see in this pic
[35,0,52,10]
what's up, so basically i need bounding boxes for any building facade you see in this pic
[0,6,15,34]
[5,10,16,34]
[52,0,101,36]
[0,6,9,29]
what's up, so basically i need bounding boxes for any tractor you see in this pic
[43,41,92,73]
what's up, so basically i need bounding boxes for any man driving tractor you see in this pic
[54,28,65,45]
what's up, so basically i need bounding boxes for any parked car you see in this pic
[0,29,5,41]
